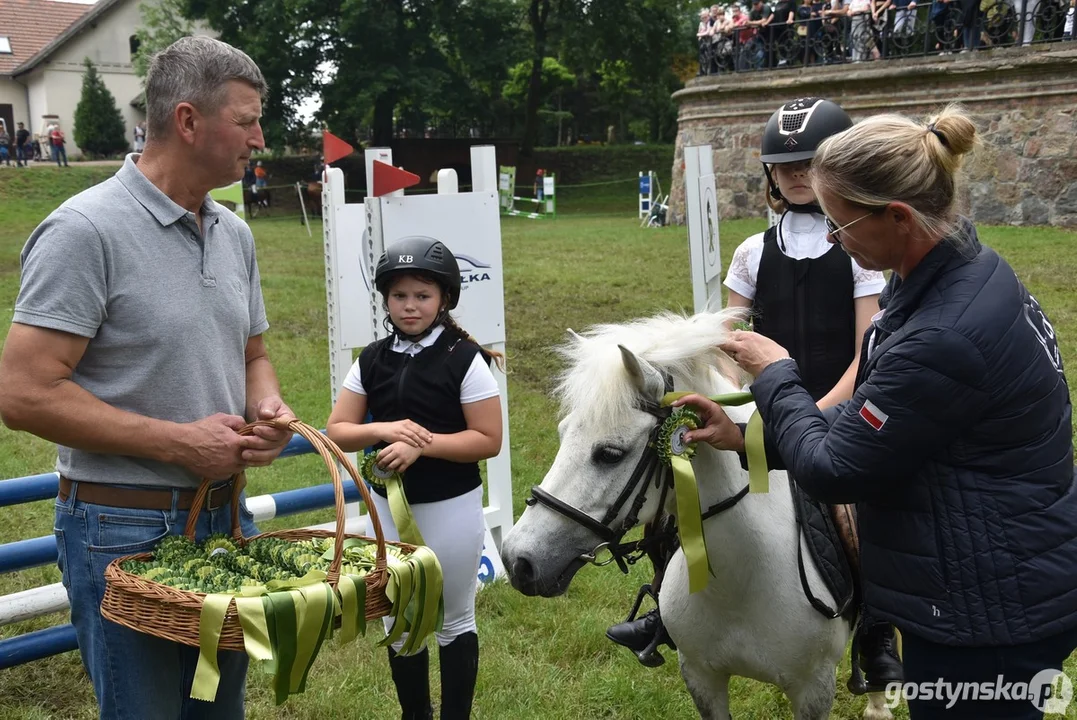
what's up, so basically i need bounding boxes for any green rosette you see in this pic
[360,451,425,547]
[654,406,710,594]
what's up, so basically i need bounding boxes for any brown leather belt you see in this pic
[58,475,240,511]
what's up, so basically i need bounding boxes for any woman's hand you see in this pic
[718,330,791,378]
[376,441,423,473]
[672,394,746,452]
[378,420,433,449]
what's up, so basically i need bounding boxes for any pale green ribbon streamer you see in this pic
[380,556,415,648]
[669,454,710,594]
[234,596,274,667]
[398,547,444,656]
[385,472,425,547]
[191,593,235,702]
[337,572,368,643]
[658,391,771,595]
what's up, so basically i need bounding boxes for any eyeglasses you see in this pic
[824,211,874,242]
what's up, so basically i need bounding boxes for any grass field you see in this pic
[1,167,1076,719]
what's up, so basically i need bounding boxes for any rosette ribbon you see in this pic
[657,391,769,594]
[361,452,425,547]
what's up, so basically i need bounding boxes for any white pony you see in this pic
[500,309,891,720]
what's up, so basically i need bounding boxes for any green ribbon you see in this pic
[362,453,425,546]
[234,595,275,668]
[266,590,298,705]
[669,455,710,594]
[289,584,335,694]
[337,572,368,643]
[380,557,414,648]
[190,593,234,702]
[399,547,444,656]
[662,391,769,494]
[655,391,771,595]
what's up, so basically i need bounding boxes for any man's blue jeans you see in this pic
[54,482,259,720]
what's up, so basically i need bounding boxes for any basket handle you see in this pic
[180,419,389,584]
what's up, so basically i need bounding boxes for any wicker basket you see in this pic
[101,419,412,650]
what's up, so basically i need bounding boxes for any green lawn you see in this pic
[1,167,1075,719]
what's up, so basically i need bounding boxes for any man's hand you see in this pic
[673,394,746,452]
[719,330,792,378]
[376,441,423,473]
[241,396,296,467]
[176,413,250,479]
[378,420,433,449]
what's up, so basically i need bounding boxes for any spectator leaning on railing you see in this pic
[892,0,919,38]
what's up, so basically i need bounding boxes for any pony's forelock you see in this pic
[553,309,749,425]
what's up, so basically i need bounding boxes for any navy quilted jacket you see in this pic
[750,224,1077,645]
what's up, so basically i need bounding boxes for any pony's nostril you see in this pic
[511,556,536,585]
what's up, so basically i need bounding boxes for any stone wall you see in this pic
[669,45,1077,228]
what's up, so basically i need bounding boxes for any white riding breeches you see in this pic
[366,485,485,650]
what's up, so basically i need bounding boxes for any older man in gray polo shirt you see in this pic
[0,37,292,719]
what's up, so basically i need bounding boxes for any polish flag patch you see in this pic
[859,399,889,431]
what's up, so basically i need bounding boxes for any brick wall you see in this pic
[669,45,1077,227]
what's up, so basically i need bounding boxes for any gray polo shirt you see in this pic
[14,154,269,489]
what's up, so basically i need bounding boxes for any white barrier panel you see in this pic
[684,145,723,313]
[321,146,514,557]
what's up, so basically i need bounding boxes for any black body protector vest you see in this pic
[751,224,856,401]
[357,326,486,504]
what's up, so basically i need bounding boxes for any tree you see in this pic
[132,0,195,78]
[503,57,576,146]
[73,59,129,158]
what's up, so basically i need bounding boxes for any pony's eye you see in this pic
[592,446,625,465]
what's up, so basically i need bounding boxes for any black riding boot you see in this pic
[847,621,904,694]
[388,647,434,720]
[606,606,677,667]
[439,632,479,719]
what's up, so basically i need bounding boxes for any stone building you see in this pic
[671,46,1077,228]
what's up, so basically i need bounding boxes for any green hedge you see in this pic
[530,145,674,185]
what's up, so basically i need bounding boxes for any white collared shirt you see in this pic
[342,323,500,404]
[724,212,886,301]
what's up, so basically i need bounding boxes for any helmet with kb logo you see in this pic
[374,235,462,309]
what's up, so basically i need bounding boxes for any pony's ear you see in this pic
[566,328,583,342]
[618,344,664,401]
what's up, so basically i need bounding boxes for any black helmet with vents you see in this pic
[760,98,853,165]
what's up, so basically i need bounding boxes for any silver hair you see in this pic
[145,36,267,140]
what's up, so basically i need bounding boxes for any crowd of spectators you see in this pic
[695,0,1075,72]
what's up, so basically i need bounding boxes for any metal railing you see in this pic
[696,0,1074,74]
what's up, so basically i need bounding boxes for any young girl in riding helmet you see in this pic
[608,98,899,693]
[327,236,504,720]
[727,97,900,692]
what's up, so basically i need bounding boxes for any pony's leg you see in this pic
[787,669,836,720]
[862,691,893,720]
[678,655,731,720]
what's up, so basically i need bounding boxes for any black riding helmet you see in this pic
[760,98,852,208]
[375,236,461,339]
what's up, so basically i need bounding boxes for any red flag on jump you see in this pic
[372,160,420,197]
[322,131,354,165]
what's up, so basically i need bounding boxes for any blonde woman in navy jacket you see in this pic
[681,105,1077,719]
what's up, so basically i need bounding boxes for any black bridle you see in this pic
[526,389,750,575]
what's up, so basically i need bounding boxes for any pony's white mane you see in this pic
[553,308,749,425]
